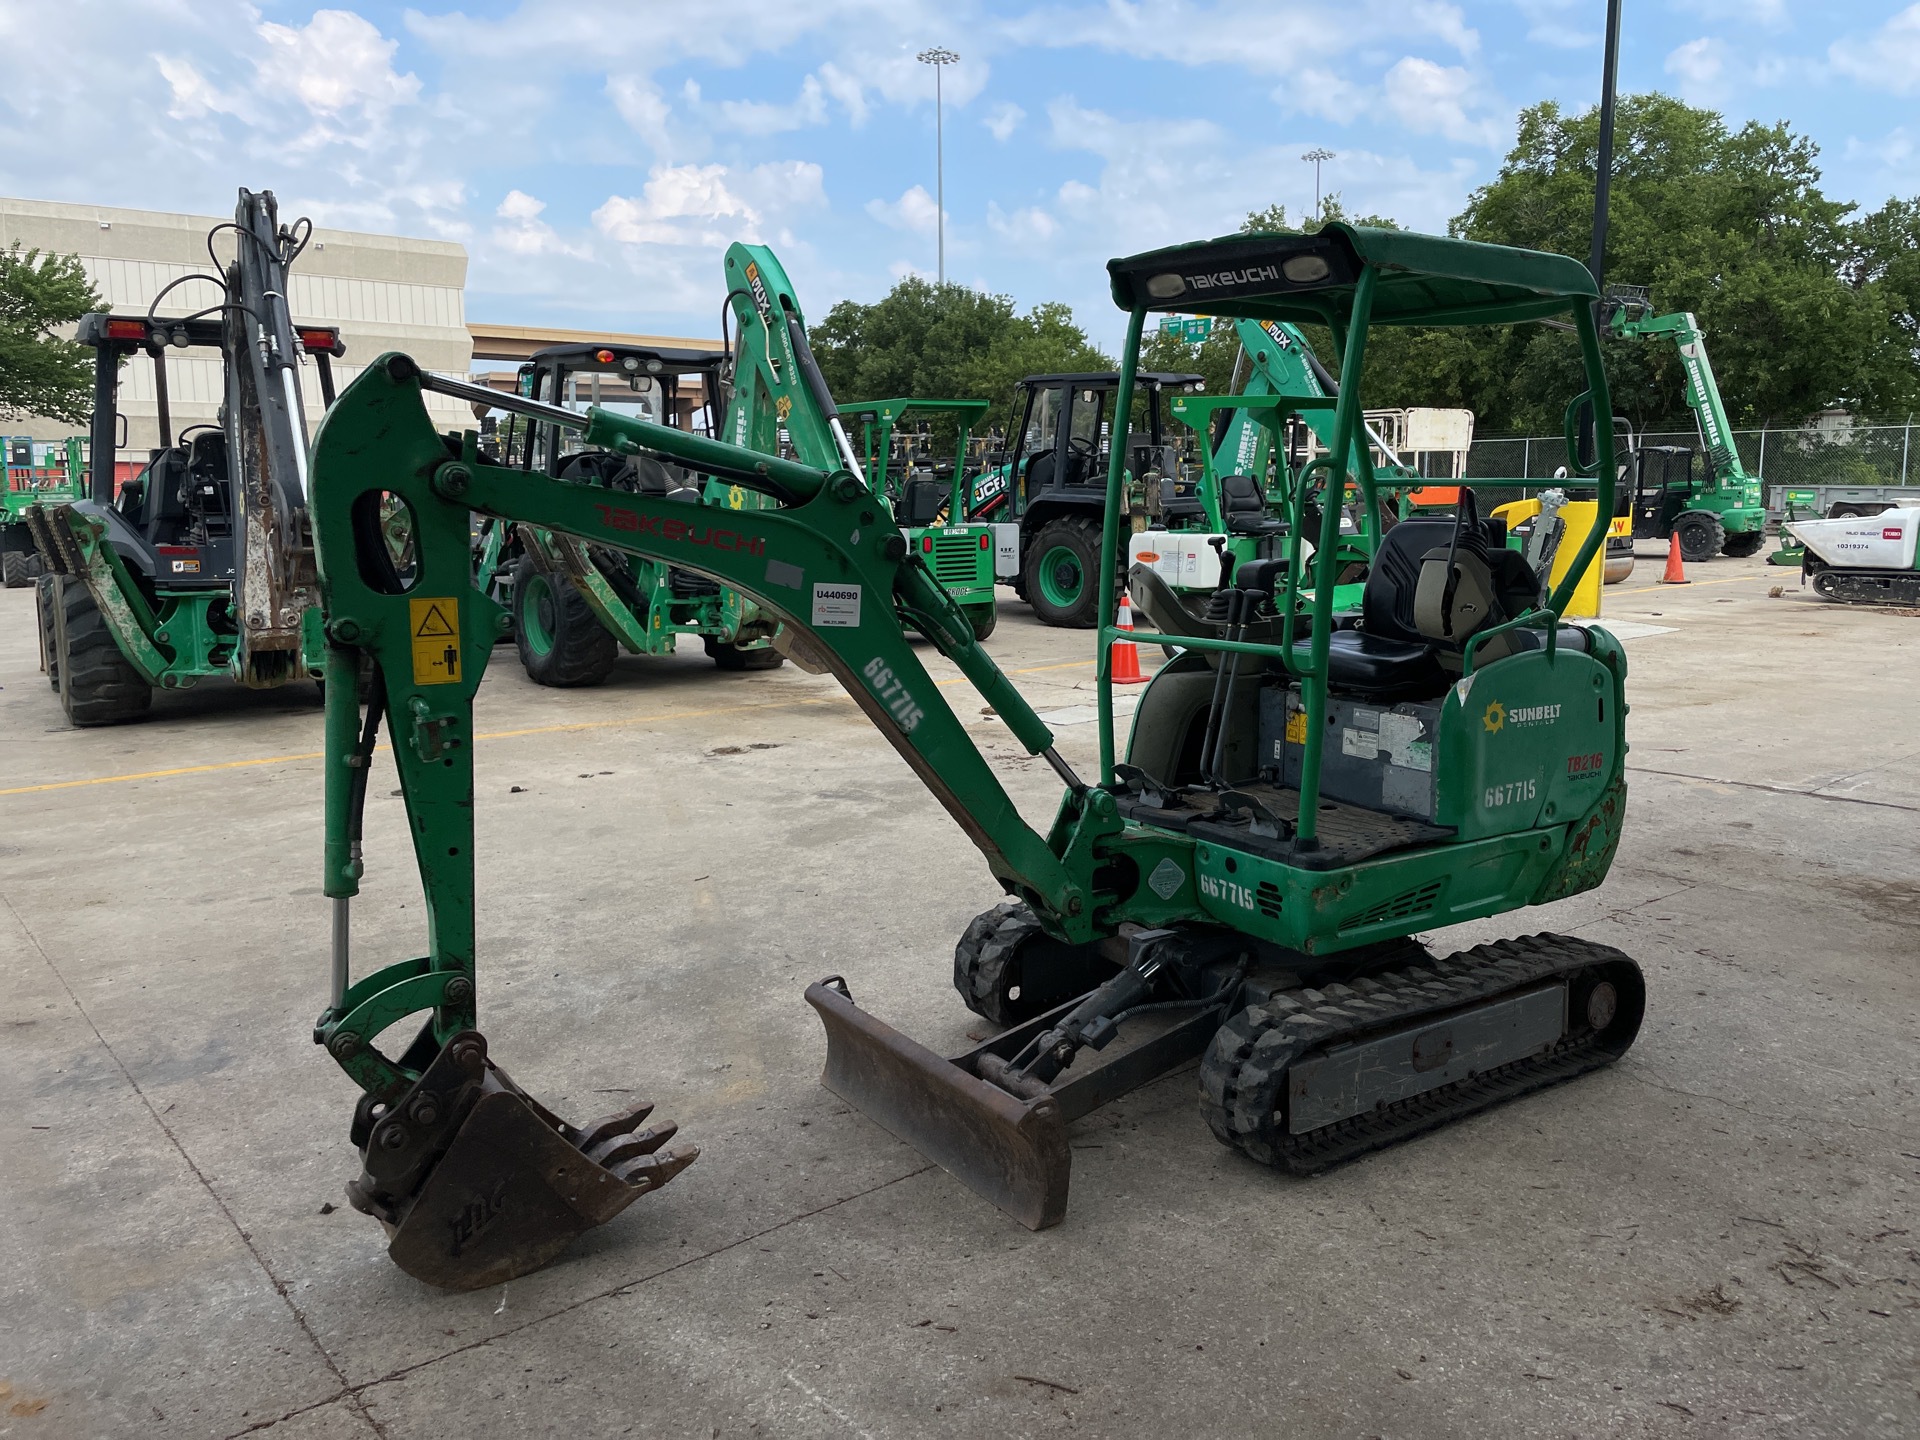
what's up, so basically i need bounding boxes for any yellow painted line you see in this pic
[1609,573,1758,597]
[0,657,1100,798]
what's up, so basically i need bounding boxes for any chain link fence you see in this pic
[1465,420,1920,496]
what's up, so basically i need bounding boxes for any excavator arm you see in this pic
[309,355,1148,1283]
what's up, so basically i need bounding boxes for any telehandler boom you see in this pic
[309,224,1643,1288]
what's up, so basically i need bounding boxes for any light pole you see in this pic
[1302,148,1334,227]
[918,47,959,285]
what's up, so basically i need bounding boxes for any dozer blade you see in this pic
[806,979,1070,1230]
[345,1031,697,1290]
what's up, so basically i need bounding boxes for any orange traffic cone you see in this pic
[1111,590,1146,684]
[1660,531,1690,585]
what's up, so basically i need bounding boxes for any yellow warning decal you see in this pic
[409,597,461,686]
[1285,710,1308,744]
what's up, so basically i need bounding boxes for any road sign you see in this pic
[1157,317,1214,344]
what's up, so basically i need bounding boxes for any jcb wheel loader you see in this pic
[307,223,1644,1288]
[24,190,341,725]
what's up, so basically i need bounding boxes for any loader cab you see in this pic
[508,343,729,488]
[1628,444,1701,540]
[75,312,343,592]
[998,371,1203,529]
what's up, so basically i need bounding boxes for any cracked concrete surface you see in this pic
[2,548,1915,1438]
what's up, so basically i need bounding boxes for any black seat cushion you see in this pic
[900,477,948,527]
[1219,473,1281,535]
[1295,631,1447,701]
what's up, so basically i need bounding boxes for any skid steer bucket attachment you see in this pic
[344,1032,697,1290]
[806,979,1071,1230]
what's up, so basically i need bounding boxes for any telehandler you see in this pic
[307,223,1642,1288]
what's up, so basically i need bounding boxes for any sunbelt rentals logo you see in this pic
[1484,699,1561,734]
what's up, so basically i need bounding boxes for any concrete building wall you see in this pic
[0,196,472,459]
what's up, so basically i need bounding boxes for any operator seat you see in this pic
[1298,499,1548,702]
[1218,474,1282,535]
[900,477,948,527]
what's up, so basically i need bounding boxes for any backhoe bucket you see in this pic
[345,1031,697,1290]
[805,979,1070,1230]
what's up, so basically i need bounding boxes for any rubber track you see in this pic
[1813,571,1920,607]
[1198,932,1642,1174]
[952,900,1044,1026]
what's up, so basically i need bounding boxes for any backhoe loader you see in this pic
[307,223,1642,1288]
[472,339,785,683]
[25,189,340,724]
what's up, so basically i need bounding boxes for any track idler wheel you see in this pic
[344,1031,697,1290]
[952,900,1115,1027]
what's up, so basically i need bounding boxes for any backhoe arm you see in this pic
[313,355,1115,1102]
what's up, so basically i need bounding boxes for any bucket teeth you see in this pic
[346,1031,697,1291]
[575,1101,658,1150]
[587,1122,680,1168]
[610,1142,700,1190]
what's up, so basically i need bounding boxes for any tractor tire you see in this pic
[703,635,786,672]
[966,603,998,642]
[1721,531,1766,559]
[1674,510,1726,565]
[54,576,151,726]
[1022,516,1104,628]
[35,574,59,689]
[2,551,30,589]
[512,557,616,688]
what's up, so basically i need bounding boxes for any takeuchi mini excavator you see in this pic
[307,223,1644,1289]
[26,189,342,724]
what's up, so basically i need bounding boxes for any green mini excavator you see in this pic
[307,224,1643,1288]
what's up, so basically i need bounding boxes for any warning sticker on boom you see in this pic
[409,597,461,685]
[811,582,861,628]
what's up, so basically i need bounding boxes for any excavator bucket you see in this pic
[806,979,1071,1230]
[344,1031,697,1290]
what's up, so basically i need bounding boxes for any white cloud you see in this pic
[607,75,678,156]
[987,202,1057,244]
[1003,0,1478,71]
[817,62,869,127]
[594,161,826,249]
[1513,0,1597,49]
[1276,68,1359,123]
[490,189,589,258]
[1831,5,1920,94]
[1665,37,1727,102]
[866,185,942,235]
[1680,0,1788,30]
[984,101,1026,141]
[156,56,231,120]
[255,10,421,117]
[714,75,829,135]
[1381,58,1506,149]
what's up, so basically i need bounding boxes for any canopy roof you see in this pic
[1108,224,1597,328]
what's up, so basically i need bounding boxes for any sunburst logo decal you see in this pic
[1482,700,1506,734]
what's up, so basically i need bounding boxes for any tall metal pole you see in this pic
[1582,0,1624,467]
[1302,147,1334,226]
[918,48,959,286]
[1588,0,1623,290]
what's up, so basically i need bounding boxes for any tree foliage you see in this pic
[1351,95,1920,432]
[0,244,102,425]
[810,278,1112,441]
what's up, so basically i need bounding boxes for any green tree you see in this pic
[811,279,1111,441]
[0,244,102,425]
[1441,95,1900,432]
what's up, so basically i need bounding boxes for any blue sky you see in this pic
[1,2,1915,347]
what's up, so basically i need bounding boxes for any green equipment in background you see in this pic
[24,189,342,725]
[2,436,85,588]
[306,222,1644,1289]
[842,396,999,640]
[1601,285,1768,561]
